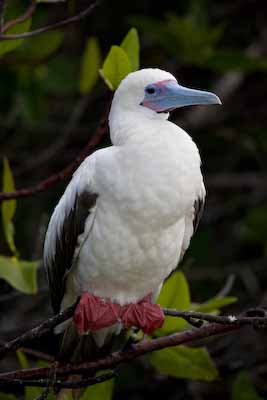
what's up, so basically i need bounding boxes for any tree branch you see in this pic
[1,304,267,390]
[0,112,108,202]
[0,98,263,203]
[0,0,6,32]
[19,347,54,363]
[0,339,54,362]
[0,0,98,40]
[2,0,36,33]
[0,370,116,390]
[17,94,91,176]
[34,387,50,400]
[0,322,241,385]
[162,307,267,327]
[0,302,77,360]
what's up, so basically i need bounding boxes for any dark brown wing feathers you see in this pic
[46,192,97,314]
[193,196,205,233]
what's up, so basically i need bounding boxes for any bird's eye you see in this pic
[146,87,156,95]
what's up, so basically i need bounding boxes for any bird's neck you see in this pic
[109,109,170,146]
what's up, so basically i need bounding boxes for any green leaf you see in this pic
[18,259,39,293]
[0,18,32,56]
[100,45,132,90]
[0,256,39,294]
[0,394,17,400]
[156,271,191,334]
[157,271,191,308]
[36,359,50,368]
[80,37,101,94]
[2,157,17,254]
[120,28,140,71]
[25,386,45,400]
[17,350,30,368]
[193,296,238,313]
[2,157,16,224]
[232,371,262,400]
[150,345,218,381]
[18,31,64,60]
[80,377,115,400]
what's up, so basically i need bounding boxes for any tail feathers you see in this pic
[57,323,122,364]
[56,323,98,400]
[58,322,128,364]
[58,322,99,364]
[56,322,128,399]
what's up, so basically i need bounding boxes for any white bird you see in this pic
[44,68,221,360]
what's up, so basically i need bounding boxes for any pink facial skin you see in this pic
[141,79,177,112]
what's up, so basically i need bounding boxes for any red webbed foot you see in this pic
[121,295,165,334]
[74,293,120,335]
[73,292,165,335]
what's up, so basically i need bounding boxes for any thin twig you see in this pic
[2,0,37,33]
[0,339,54,361]
[0,370,116,390]
[216,274,236,298]
[33,361,57,400]
[0,0,6,32]
[0,110,108,202]
[162,308,267,327]
[0,301,77,360]
[19,94,90,175]
[0,0,98,40]
[56,370,116,389]
[20,347,54,363]
[34,387,50,400]
[178,315,204,328]
[179,32,267,130]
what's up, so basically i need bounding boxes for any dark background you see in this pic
[0,0,267,398]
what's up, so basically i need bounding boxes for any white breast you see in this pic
[64,119,204,307]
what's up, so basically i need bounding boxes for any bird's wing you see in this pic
[192,192,205,234]
[180,183,206,261]
[43,156,97,314]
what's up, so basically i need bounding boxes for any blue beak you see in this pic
[142,80,221,113]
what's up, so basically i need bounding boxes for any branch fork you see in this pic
[0,303,266,391]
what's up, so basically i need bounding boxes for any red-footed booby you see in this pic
[44,68,221,359]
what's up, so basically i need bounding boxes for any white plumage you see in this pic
[44,68,219,347]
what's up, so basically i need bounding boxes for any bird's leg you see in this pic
[120,294,165,334]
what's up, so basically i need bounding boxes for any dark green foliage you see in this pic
[150,346,218,381]
[0,0,267,399]
[1,159,39,293]
[231,371,263,400]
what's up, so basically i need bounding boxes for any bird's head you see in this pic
[111,68,221,117]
